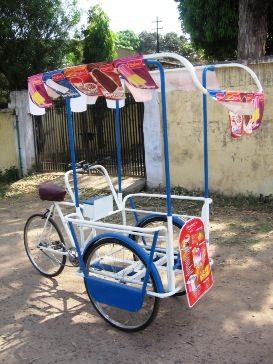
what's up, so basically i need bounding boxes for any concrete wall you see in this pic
[144,60,273,196]
[0,109,18,171]
[9,91,35,175]
[143,93,164,188]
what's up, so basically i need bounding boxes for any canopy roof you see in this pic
[27,52,264,136]
[28,55,158,115]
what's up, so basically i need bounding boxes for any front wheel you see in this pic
[24,213,66,277]
[84,237,160,332]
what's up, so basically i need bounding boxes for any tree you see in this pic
[138,31,162,54]
[237,0,271,58]
[137,31,203,62]
[0,0,80,90]
[175,0,239,60]
[82,5,116,63]
[266,10,273,55]
[176,0,273,59]
[161,32,181,53]
[63,36,83,67]
[115,30,140,51]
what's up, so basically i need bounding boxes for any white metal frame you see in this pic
[38,164,207,297]
[38,52,263,299]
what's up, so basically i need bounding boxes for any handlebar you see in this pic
[65,158,120,209]
[68,156,112,172]
[144,52,208,95]
[144,52,263,93]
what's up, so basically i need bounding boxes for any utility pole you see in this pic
[152,17,163,53]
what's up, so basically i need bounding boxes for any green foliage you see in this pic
[175,0,239,60]
[0,73,9,108]
[137,31,203,62]
[162,32,182,53]
[176,0,273,59]
[138,31,161,54]
[82,5,116,63]
[115,30,140,51]
[0,0,80,90]
[0,166,19,183]
[266,7,273,55]
[63,38,83,67]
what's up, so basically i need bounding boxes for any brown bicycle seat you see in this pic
[39,183,66,202]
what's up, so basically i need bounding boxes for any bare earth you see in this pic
[1,174,273,364]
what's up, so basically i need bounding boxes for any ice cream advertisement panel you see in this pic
[179,218,213,308]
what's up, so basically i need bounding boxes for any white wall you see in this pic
[143,93,164,188]
[9,91,35,175]
[143,61,273,196]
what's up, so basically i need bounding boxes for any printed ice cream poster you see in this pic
[28,55,157,111]
[210,90,265,138]
[179,217,213,307]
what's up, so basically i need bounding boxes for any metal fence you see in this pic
[33,94,145,177]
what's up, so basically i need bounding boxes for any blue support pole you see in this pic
[68,222,87,276]
[141,230,159,299]
[66,98,80,208]
[145,59,172,217]
[202,66,215,198]
[115,100,122,194]
[129,197,140,225]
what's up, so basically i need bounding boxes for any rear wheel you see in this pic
[132,215,186,296]
[132,215,183,250]
[24,213,66,277]
[84,237,160,332]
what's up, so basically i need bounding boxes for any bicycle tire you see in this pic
[131,215,186,296]
[83,237,160,332]
[24,213,66,277]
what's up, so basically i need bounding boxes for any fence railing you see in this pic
[33,94,145,177]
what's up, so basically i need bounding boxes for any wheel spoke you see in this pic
[85,238,160,331]
[24,214,66,277]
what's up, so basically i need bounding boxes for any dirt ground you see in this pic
[1,174,273,364]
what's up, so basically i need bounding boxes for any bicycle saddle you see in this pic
[39,183,66,202]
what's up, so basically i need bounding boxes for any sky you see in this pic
[78,0,182,35]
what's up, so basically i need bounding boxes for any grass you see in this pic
[0,182,9,198]
[211,191,273,212]
[222,236,260,246]
[1,173,273,213]
[1,174,272,251]
[0,172,61,199]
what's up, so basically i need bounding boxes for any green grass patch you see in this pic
[258,223,273,233]
[222,236,260,246]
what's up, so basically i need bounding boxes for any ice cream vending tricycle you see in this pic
[24,53,264,331]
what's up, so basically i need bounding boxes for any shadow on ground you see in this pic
[1,186,273,364]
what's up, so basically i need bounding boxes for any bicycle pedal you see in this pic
[51,241,64,250]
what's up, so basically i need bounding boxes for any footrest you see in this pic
[85,276,144,312]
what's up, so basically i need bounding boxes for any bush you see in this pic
[0,166,19,183]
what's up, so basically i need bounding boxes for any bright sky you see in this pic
[78,0,182,35]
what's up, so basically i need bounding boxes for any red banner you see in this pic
[179,218,213,307]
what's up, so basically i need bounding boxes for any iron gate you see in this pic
[33,94,145,177]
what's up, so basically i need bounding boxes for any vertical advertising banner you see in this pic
[179,218,213,307]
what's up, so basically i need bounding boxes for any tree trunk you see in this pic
[237,0,269,59]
